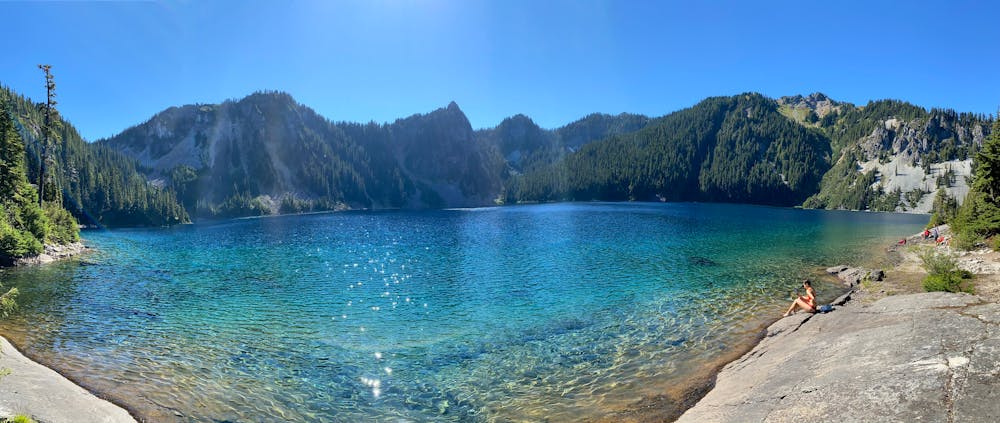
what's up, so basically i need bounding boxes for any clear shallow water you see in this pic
[0,203,926,422]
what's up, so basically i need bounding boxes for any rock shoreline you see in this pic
[11,242,90,266]
[0,335,136,422]
[677,234,1000,421]
[2,239,131,422]
[677,292,999,422]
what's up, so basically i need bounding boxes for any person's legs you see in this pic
[784,301,797,316]
[784,298,808,316]
[794,298,816,313]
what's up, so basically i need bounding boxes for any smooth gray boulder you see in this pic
[0,336,136,423]
[828,266,884,287]
[825,265,849,274]
[677,292,1000,422]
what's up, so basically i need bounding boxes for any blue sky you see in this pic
[2,0,999,141]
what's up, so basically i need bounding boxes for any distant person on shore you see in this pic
[932,227,939,240]
[923,229,931,239]
[783,280,817,317]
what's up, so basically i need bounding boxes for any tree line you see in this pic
[1,83,187,227]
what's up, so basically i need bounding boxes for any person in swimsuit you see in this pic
[783,279,817,317]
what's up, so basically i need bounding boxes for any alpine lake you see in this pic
[0,202,927,422]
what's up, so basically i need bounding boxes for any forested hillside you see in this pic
[797,97,991,212]
[102,95,506,216]
[337,101,506,209]
[1,85,187,226]
[102,92,658,218]
[507,93,992,212]
[476,112,650,174]
[103,92,398,217]
[1,101,78,265]
[509,93,831,206]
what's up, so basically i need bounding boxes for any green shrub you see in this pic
[43,202,80,244]
[0,285,17,318]
[991,236,1000,252]
[953,228,981,251]
[920,248,957,274]
[3,414,38,423]
[951,190,1000,250]
[919,248,973,293]
[923,273,965,292]
[0,218,42,261]
[20,201,49,244]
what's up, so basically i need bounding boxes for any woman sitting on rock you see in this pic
[783,280,817,317]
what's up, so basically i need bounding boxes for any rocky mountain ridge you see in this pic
[98,91,994,220]
[100,93,511,215]
[777,92,842,119]
[795,94,992,213]
[100,92,648,217]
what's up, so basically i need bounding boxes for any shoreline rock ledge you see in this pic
[677,292,1000,422]
[0,335,136,422]
[11,242,89,266]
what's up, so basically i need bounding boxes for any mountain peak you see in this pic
[777,92,843,120]
[238,90,297,106]
[777,92,838,108]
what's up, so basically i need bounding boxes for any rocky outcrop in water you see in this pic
[12,242,89,266]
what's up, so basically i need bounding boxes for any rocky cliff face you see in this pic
[777,92,842,119]
[101,93,507,215]
[852,111,988,211]
[363,101,507,208]
[791,95,992,213]
[102,92,377,214]
[857,111,988,165]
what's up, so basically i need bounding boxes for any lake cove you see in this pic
[0,202,926,421]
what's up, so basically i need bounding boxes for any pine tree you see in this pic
[971,118,1000,203]
[37,64,59,206]
[953,116,1000,248]
[0,104,26,200]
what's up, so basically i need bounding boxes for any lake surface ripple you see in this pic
[0,203,926,421]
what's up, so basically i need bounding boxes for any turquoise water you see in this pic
[0,203,925,421]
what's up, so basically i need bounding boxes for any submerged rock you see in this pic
[687,256,718,266]
[825,265,849,274]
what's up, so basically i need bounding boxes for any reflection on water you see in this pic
[0,203,926,422]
